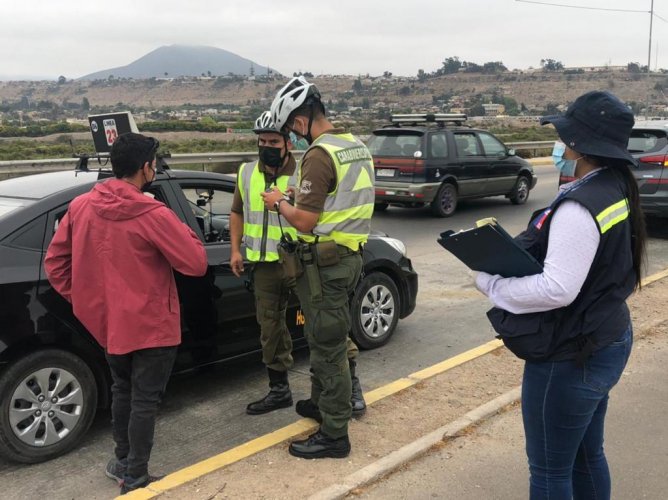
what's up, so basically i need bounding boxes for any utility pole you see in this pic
[646,0,655,118]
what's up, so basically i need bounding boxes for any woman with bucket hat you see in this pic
[476,90,647,499]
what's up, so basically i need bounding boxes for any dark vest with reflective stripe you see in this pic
[487,168,635,362]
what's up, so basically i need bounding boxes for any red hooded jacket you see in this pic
[45,178,208,354]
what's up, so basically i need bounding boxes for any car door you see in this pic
[477,131,517,194]
[164,178,262,371]
[451,132,487,196]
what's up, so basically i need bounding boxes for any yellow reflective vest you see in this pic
[297,133,374,251]
[238,161,297,262]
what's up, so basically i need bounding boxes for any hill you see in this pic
[78,45,274,80]
[2,69,666,124]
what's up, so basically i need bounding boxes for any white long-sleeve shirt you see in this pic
[475,185,600,314]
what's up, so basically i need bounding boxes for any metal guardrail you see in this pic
[0,142,552,175]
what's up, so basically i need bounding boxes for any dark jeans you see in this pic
[105,346,177,479]
[521,325,633,500]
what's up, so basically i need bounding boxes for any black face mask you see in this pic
[141,164,156,192]
[259,146,284,168]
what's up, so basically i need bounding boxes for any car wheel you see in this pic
[374,202,389,212]
[509,176,531,205]
[0,349,98,463]
[350,272,400,349]
[431,183,457,217]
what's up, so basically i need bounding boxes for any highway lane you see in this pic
[2,164,667,499]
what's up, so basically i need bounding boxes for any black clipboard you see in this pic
[437,219,543,278]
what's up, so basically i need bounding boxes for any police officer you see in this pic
[231,111,367,417]
[262,77,374,458]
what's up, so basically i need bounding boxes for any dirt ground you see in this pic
[149,276,668,500]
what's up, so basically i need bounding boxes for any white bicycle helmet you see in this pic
[253,111,279,134]
[270,76,321,130]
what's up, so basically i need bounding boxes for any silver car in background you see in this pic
[629,121,668,217]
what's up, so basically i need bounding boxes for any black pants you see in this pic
[105,346,177,479]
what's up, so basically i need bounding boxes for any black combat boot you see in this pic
[246,368,293,415]
[288,429,351,459]
[295,398,323,422]
[349,358,367,418]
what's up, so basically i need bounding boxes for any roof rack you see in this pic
[390,113,467,127]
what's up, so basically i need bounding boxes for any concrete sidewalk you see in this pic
[352,322,668,499]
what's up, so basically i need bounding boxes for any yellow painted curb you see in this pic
[118,339,504,499]
[642,267,668,287]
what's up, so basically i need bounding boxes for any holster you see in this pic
[299,245,322,303]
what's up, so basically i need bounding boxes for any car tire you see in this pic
[509,175,531,205]
[374,202,389,212]
[431,182,457,217]
[0,349,98,464]
[350,271,400,349]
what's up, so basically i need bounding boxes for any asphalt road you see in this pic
[2,164,667,499]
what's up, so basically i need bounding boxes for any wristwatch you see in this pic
[274,198,286,212]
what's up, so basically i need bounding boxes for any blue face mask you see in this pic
[552,142,580,178]
[289,131,309,151]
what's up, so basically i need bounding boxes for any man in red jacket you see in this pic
[44,133,208,495]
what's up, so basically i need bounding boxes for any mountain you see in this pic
[78,45,275,80]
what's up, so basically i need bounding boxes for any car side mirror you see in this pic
[196,188,214,199]
[507,148,516,156]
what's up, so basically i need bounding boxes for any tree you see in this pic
[627,62,642,73]
[352,77,363,93]
[57,75,66,84]
[540,59,564,71]
[441,57,462,75]
[383,71,393,78]
[482,61,507,74]
[81,97,90,111]
[417,69,427,82]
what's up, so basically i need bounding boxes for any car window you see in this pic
[478,132,507,156]
[367,133,423,157]
[5,214,47,251]
[454,133,481,156]
[181,186,233,243]
[628,129,668,153]
[429,133,448,158]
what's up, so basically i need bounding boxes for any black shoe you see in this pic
[120,473,165,495]
[105,457,127,484]
[349,359,367,418]
[295,399,322,423]
[246,383,293,414]
[246,369,293,415]
[289,430,351,459]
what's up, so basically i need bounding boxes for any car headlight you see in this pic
[378,236,407,256]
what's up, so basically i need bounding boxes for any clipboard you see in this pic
[437,218,543,278]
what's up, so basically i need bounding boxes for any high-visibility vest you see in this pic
[238,161,297,262]
[297,133,374,251]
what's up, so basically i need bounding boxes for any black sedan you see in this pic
[0,167,418,463]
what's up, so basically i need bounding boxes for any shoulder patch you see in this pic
[299,180,312,194]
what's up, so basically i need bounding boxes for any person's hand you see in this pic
[230,250,244,277]
[260,187,285,211]
[286,186,295,200]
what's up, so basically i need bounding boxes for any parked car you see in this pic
[367,113,537,217]
[558,121,668,218]
[0,166,418,463]
[627,121,668,217]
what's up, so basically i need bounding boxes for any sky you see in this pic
[1,0,667,80]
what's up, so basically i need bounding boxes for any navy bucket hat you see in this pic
[540,91,635,164]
